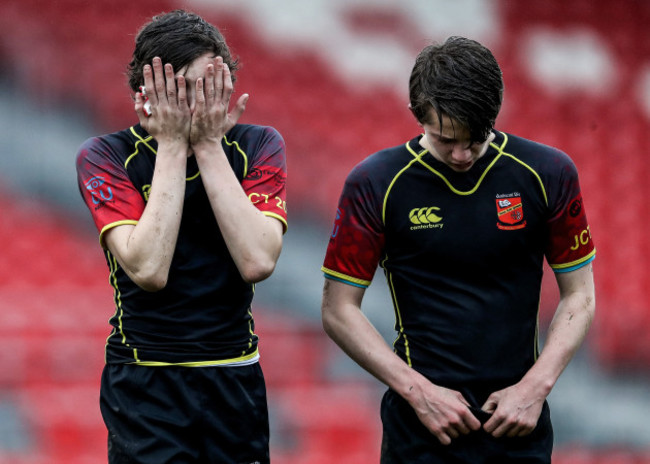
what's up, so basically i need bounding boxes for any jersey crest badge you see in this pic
[496,193,526,230]
[84,175,113,209]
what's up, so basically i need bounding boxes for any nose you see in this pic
[451,144,472,162]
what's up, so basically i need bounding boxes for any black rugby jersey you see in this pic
[77,123,287,365]
[323,131,594,392]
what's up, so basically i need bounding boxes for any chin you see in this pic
[451,163,474,172]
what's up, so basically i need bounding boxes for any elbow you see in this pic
[239,258,277,284]
[130,266,169,292]
[585,294,596,325]
[322,315,334,339]
[137,276,168,292]
[321,306,338,339]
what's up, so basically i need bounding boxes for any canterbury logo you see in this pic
[409,207,442,225]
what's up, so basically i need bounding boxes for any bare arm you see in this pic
[105,58,191,291]
[195,145,284,283]
[482,263,596,437]
[191,57,283,283]
[321,278,481,445]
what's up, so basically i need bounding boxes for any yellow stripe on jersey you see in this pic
[224,135,249,178]
[129,348,260,367]
[126,127,155,168]
[409,139,504,196]
[105,251,132,360]
[550,249,596,272]
[263,211,288,232]
[99,220,138,249]
[385,267,412,367]
[128,126,202,181]
[322,267,372,288]
[383,143,428,224]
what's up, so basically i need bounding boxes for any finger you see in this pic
[204,63,216,104]
[177,76,188,110]
[506,426,523,438]
[517,427,533,438]
[222,63,234,102]
[436,432,452,446]
[492,421,514,438]
[195,77,206,111]
[462,413,482,433]
[165,63,177,104]
[446,428,460,439]
[485,415,512,438]
[482,413,502,434]
[152,57,166,101]
[445,411,474,436]
[134,91,147,121]
[142,64,157,105]
[214,56,224,99]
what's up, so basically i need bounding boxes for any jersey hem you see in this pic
[263,211,288,233]
[322,267,370,288]
[550,250,596,273]
[126,348,260,367]
[99,220,139,248]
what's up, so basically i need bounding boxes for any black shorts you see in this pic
[100,362,269,464]
[380,389,553,464]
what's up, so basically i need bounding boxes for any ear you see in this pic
[408,104,423,127]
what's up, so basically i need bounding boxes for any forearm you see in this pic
[521,266,596,395]
[195,142,282,283]
[322,279,482,442]
[524,289,595,393]
[109,144,188,290]
[321,281,427,398]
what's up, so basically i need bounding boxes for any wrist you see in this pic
[520,365,556,398]
[156,138,191,159]
[192,137,224,158]
[395,369,429,402]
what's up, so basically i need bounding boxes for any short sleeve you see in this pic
[76,137,145,247]
[321,164,385,288]
[240,127,288,232]
[545,156,595,272]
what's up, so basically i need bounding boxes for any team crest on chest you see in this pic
[496,193,526,230]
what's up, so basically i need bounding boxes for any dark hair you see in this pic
[409,36,503,144]
[127,10,239,92]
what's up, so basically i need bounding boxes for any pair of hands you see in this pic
[134,56,249,153]
[409,380,545,446]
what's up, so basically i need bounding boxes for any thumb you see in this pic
[481,395,498,413]
[229,94,249,123]
[134,92,149,126]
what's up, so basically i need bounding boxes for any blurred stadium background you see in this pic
[0,0,649,462]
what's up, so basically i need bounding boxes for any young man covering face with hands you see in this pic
[76,10,287,464]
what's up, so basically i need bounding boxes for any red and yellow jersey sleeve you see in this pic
[544,157,595,272]
[76,137,145,248]
[546,191,595,272]
[240,127,288,232]
[322,161,386,288]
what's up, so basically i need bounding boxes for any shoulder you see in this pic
[345,137,419,188]
[226,124,284,147]
[500,131,576,171]
[224,124,286,168]
[76,126,135,171]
